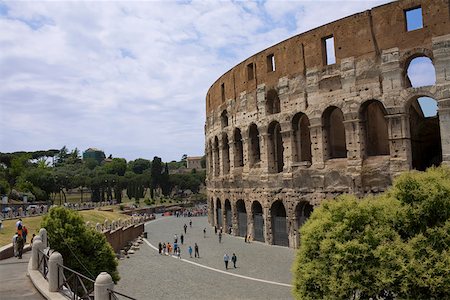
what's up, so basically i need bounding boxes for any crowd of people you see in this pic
[11,218,34,259]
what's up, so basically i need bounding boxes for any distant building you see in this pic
[82,148,106,164]
[186,156,204,170]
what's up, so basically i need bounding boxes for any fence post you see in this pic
[48,251,63,292]
[31,238,43,270]
[39,228,48,248]
[94,272,114,300]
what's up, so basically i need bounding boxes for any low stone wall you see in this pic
[0,243,31,260]
[104,223,144,253]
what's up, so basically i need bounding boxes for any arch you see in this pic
[225,199,232,231]
[323,106,347,159]
[401,49,435,88]
[360,100,389,157]
[215,198,222,228]
[233,128,244,167]
[266,89,280,115]
[209,197,214,223]
[292,113,312,163]
[236,200,247,237]
[252,201,265,242]
[268,121,284,173]
[248,123,261,167]
[406,56,436,88]
[295,202,313,247]
[221,110,229,128]
[208,140,214,175]
[408,96,441,170]
[221,134,230,175]
[271,200,288,246]
[213,137,220,177]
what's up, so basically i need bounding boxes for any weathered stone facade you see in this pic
[205,0,450,248]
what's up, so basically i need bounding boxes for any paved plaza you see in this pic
[116,215,295,299]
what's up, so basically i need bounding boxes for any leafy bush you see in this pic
[293,167,450,299]
[41,207,119,283]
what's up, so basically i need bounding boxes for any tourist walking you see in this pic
[214,225,217,235]
[184,224,187,234]
[17,233,24,259]
[245,233,247,243]
[158,242,162,254]
[188,246,193,258]
[174,234,178,243]
[163,243,166,255]
[218,232,222,243]
[22,225,28,243]
[189,219,192,228]
[194,243,199,258]
[180,234,184,245]
[232,253,237,268]
[177,247,181,259]
[224,253,230,270]
[203,228,206,238]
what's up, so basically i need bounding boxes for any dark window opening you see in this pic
[267,54,275,72]
[221,110,228,128]
[292,113,312,163]
[405,7,423,31]
[222,134,230,175]
[249,124,261,167]
[221,83,225,102]
[266,89,280,115]
[360,100,389,157]
[323,106,347,159]
[234,128,244,167]
[268,122,284,173]
[247,63,254,81]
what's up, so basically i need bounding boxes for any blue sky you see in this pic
[0,0,435,161]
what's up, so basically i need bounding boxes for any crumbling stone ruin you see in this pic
[205,0,450,248]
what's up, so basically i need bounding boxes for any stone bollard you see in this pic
[31,238,43,270]
[39,228,48,248]
[94,272,114,300]
[48,251,63,292]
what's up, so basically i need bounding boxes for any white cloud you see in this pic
[0,0,413,161]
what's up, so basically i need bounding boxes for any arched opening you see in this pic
[409,96,441,170]
[295,202,313,247]
[271,200,288,246]
[221,110,229,128]
[222,134,230,175]
[213,137,220,177]
[292,113,312,163]
[323,106,347,159]
[209,197,214,222]
[252,201,264,242]
[249,123,261,167]
[216,199,222,228]
[268,121,284,173]
[360,100,389,157]
[266,89,280,115]
[225,199,232,231]
[234,128,244,168]
[236,200,247,237]
[406,56,436,88]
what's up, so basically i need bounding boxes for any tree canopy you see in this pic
[292,167,450,299]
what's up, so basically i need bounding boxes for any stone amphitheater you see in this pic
[205,0,450,248]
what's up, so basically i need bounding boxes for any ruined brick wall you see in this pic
[205,0,450,248]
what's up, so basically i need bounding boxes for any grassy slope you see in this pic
[0,209,130,247]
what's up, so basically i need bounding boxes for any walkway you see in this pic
[0,251,44,300]
[116,216,295,299]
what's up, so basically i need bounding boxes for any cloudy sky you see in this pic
[0,0,434,162]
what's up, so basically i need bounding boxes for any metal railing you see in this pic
[108,289,137,300]
[57,264,95,300]
[37,249,49,279]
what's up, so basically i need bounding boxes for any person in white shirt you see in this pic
[16,218,22,229]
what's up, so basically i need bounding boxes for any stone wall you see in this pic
[205,0,450,248]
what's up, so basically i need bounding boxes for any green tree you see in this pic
[292,167,450,299]
[41,207,119,282]
[150,156,163,199]
[128,158,151,174]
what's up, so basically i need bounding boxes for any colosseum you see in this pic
[205,0,450,248]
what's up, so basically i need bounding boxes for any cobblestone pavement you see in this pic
[116,215,295,299]
[0,251,45,300]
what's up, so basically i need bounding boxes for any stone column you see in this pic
[39,228,48,248]
[309,118,325,168]
[48,251,63,292]
[432,34,450,86]
[94,272,114,300]
[241,136,250,174]
[343,117,363,194]
[281,128,293,174]
[31,238,43,270]
[221,199,227,231]
[228,138,236,174]
[386,113,411,174]
[246,201,254,240]
[259,131,270,176]
[438,103,450,165]
[231,200,238,236]
[264,206,272,245]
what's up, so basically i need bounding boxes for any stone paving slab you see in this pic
[0,251,45,300]
[116,216,295,299]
